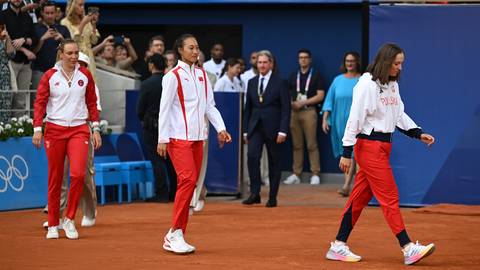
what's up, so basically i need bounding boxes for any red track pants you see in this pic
[342,138,406,236]
[44,122,90,227]
[167,139,203,233]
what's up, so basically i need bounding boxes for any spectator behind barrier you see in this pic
[0,0,36,117]
[203,42,226,81]
[0,20,15,122]
[164,49,176,73]
[214,57,243,93]
[93,34,115,66]
[61,0,100,80]
[113,37,138,73]
[32,1,71,90]
[241,51,258,93]
[133,35,165,81]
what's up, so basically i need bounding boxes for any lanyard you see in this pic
[296,68,313,93]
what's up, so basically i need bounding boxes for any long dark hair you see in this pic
[220,57,240,77]
[172,33,196,61]
[340,51,361,74]
[366,43,404,85]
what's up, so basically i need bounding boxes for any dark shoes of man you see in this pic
[242,194,261,205]
[265,197,277,208]
[145,196,170,203]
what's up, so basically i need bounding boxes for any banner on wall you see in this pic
[0,138,48,211]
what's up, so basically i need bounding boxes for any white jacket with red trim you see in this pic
[158,60,226,143]
[33,62,100,131]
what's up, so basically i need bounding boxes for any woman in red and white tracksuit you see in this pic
[32,39,101,240]
[325,44,436,265]
[157,34,232,254]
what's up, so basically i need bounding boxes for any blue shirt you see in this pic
[32,22,70,72]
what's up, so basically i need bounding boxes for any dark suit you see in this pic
[244,72,291,200]
[136,73,177,201]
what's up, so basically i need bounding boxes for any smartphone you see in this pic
[87,6,100,15]
[113,36,124,45]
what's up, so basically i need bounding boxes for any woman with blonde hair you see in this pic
[61,0,100,79]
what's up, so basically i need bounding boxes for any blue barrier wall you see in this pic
[0,138,48,211]
[101,5,363,173]
[370,5,480,206]
[126,90,241,194]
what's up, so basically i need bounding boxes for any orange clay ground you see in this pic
[1,183,479,270]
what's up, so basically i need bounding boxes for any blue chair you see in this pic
[94,158,123,205]
[111,133,154,202]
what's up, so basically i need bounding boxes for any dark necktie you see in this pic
[259,77,265,95]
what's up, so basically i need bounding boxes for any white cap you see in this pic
[78,52,90,66]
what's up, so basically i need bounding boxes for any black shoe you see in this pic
[145,196,170,203]
[265,198,277,208]
[242,194,261,205]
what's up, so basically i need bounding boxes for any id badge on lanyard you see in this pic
[296,68,313,101]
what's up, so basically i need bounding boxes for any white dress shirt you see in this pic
[240,68,257,92]
[342,72,419,147]
[158,60,226,143]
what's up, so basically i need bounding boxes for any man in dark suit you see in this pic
[242,50,291,207]
[136,53,176,202]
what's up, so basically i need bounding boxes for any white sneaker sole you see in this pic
[326,251,361,262]
[163,238,195,254]
[46,233,59,239]
[405,244,435,265]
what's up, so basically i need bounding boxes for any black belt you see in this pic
[357,131,393,143]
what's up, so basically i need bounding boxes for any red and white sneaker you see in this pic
[403,241,435,265]
[163,229,195,254]
[326,241,362,262]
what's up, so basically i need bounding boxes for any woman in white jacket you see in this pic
[325,43,436,265]
[157,34,232,254]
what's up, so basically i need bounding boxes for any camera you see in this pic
[87,6,100,15]
[113,36,124,45]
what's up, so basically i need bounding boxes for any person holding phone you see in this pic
[157,34,232,254]
[32,1,70,90]
[61,0,100,80]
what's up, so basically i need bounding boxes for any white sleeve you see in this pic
[342,78,378,146]
[396,98,419,131]
[205,73,227,133]
[95,84,102,111]
[157,73,177,143]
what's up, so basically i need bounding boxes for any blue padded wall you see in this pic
[370,5,480,205]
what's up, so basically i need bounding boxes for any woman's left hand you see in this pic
[420,133,435,147]
[217,130,232,148]
[93,131,102,150]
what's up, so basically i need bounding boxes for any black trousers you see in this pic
[247,123,282,199]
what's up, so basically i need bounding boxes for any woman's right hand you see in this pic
[157,143,167,158]
[322,120,330,134]
[339,157,352,173]
[32,131,43,149]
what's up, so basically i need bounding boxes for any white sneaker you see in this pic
[163,229,195,254]
[63,218,79,240]
[46,226,59,239]
[310,175,321,185]
[81,216,96,227]
[43,219,63,230]
[193,200,205,212]
[283,174,300,185]
[326,241,362,262]
[403,241,435,265]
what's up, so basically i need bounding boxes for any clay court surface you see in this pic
[1,184,479,270]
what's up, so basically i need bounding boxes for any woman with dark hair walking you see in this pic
[325,43,436,265]
[157,34,232,254]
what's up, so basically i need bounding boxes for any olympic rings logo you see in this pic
[0,155,29,193]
